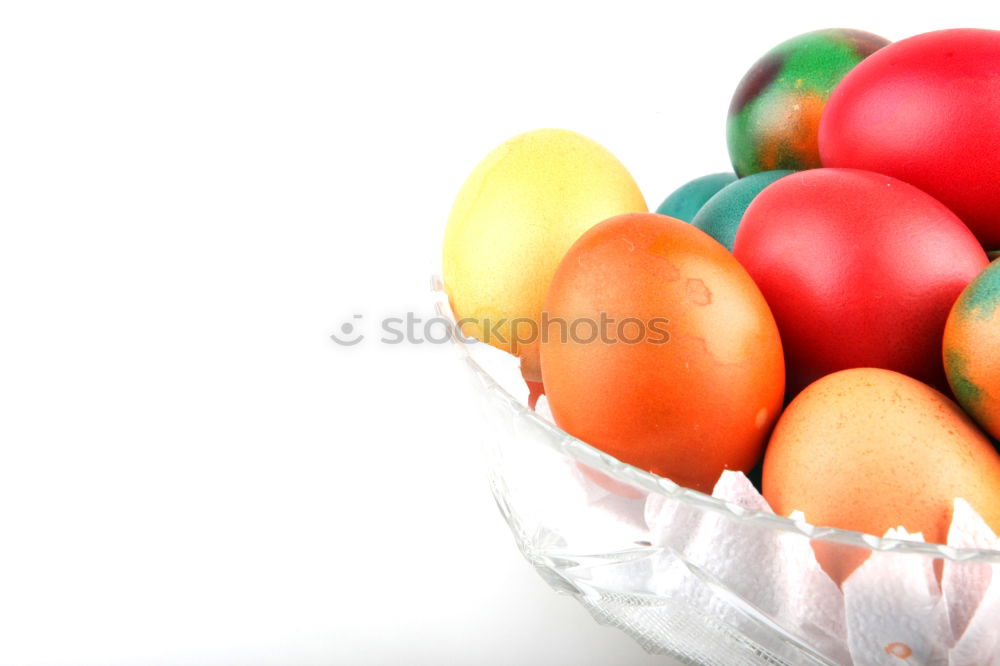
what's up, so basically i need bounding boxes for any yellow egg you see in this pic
[442,129,647,382]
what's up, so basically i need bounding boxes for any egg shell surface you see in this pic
[820,29,1000,250]
[944,259,1000,442]
[733,168,988,395]
[691,170,792,251]
[442,128,647,382]
[727,28,888,176]
[763,367,1000,583]
[540,213,785,493]
[655,172,736,222]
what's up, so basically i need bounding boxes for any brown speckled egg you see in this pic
[762,367,1000,583]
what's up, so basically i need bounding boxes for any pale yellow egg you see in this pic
[442,129,646,382]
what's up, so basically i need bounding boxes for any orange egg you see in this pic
[539,213,785,493]
[944,259,1000,441]
[763,368,1000,584]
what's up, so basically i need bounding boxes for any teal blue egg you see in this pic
[692,170,794,250]
[656,172,737,222]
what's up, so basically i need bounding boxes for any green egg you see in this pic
[692,170,794,251]
[655,172,737,222]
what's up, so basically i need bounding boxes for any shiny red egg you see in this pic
[733,168,988,395]
[819,29,1000,250]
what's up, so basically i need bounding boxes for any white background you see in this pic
[1,2,996,664]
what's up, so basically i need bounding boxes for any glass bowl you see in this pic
[432,279,1000,666]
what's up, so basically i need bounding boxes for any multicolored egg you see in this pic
[944,260,1000,441]
[727,29,888,177]
[655,172,736,222]
[540,213,785,493]
[690,170,792,251]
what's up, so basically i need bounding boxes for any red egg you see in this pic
[733,168,988,395]
[819,29,1000,250]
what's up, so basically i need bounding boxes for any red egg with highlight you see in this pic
[820,29,1000,250]
[733,168,988,395]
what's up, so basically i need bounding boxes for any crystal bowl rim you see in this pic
[432,275,1000,563]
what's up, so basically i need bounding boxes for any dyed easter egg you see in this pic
[944,260,1000,441]
[691,170,792,251]
[727,29,888,177]
[764,368,1000,583]
[442,129,646,384]
[540,213,785,493]
[733,168,988,395]
[820,29,1000,250]
[655,172,736,222]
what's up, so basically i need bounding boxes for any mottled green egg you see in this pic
[691,170,793,251]
[944,259,1000,442]
[655,172,737,222]
[727,29,889,177]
